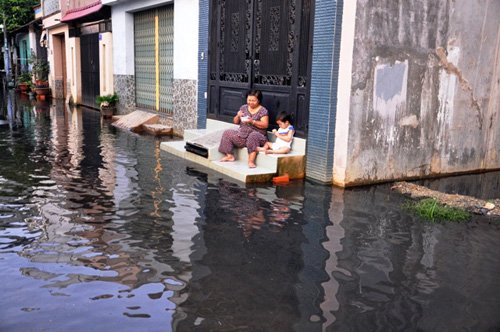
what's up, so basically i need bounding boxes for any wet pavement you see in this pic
[1,89,500,331]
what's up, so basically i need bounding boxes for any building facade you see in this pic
[40,0,113,105]
[332,0,500,186]
[59,0,113,107]
[103,0,198,135]
[95,1,500,186]
[41,0,68,100]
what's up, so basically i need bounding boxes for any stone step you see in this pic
[184,128,212,142]
[161,119,306,183]
[184,130,288,170]
[204,119,306,155]
[161,138,305,182]
[160,140,277,183]
[112,110,159,131]
[141,124,173,136]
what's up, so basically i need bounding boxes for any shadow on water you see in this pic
[1,91,500,331]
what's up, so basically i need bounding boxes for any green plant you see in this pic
[96,93,119,107]
[404,198,471,223]
[16,71,32,84]
[29,51,49,81]
[0,0,39,32]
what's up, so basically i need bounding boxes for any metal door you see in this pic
[134,5,174,114]
[208,0,313,137]
[80,33,100,108]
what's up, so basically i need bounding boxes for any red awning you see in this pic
[61,2,103,23]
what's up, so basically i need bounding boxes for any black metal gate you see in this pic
[208,0,313,137]
[80,33,100,108]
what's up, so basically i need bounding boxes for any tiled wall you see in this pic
[173,79,197,136]
[306,1,343,183]
[53,79,64,99]
[114,74,135,114]
[197,0,209,129]
[113,75,197,135]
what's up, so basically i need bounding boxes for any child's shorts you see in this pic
[272,139,292,151]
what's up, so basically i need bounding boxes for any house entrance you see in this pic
[208,0,313,137]
[80,33,100,108]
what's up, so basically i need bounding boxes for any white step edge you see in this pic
[160,140,277,183]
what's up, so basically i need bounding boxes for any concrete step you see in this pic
[160,140,277,183]
[204,119,306,155]
[184,128,212,142]
[185,130,294,170]
[184,120,238,141]
[185,129,226,161]
[141,124,173,136]
[161,119,306,183]
[112,110,159,131]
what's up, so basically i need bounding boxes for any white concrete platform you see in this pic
[160,119,306,183]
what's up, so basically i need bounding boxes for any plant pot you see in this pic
[34,87,51,96]
[100,105,116,118]
[18,83,29,93]
[35,80,49,88]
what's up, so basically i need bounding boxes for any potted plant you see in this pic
[29,51,50,87]
[96,93,119,118]
[32,57,51,99]
[16,71,33,93]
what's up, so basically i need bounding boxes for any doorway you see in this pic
[52,34,67,100]
[207,0,313,137]
[80,33,100,108]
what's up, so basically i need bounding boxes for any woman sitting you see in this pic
[218,90,269,168]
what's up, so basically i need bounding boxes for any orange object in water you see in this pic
[272,174,289,184]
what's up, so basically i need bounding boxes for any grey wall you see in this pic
[343,0,499,185]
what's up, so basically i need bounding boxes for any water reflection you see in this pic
[174,179,309,330]
[1,95,500,331]
[320,188,349,328]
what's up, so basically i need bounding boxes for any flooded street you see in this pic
[1,90,500,331]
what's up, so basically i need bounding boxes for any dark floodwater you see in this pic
[1,90,500,331]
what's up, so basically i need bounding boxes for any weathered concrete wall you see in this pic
[340,0,500,186]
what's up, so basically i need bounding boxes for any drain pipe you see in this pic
[1,15,12,85]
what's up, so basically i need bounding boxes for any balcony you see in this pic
[42,0,60,17]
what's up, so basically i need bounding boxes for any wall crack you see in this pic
[435,47,483,129]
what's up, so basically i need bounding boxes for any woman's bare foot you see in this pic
[265,150,273,155]
[248,161,256,168]
[220,155,235,162]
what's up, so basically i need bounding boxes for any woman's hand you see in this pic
[234,110,245,124]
